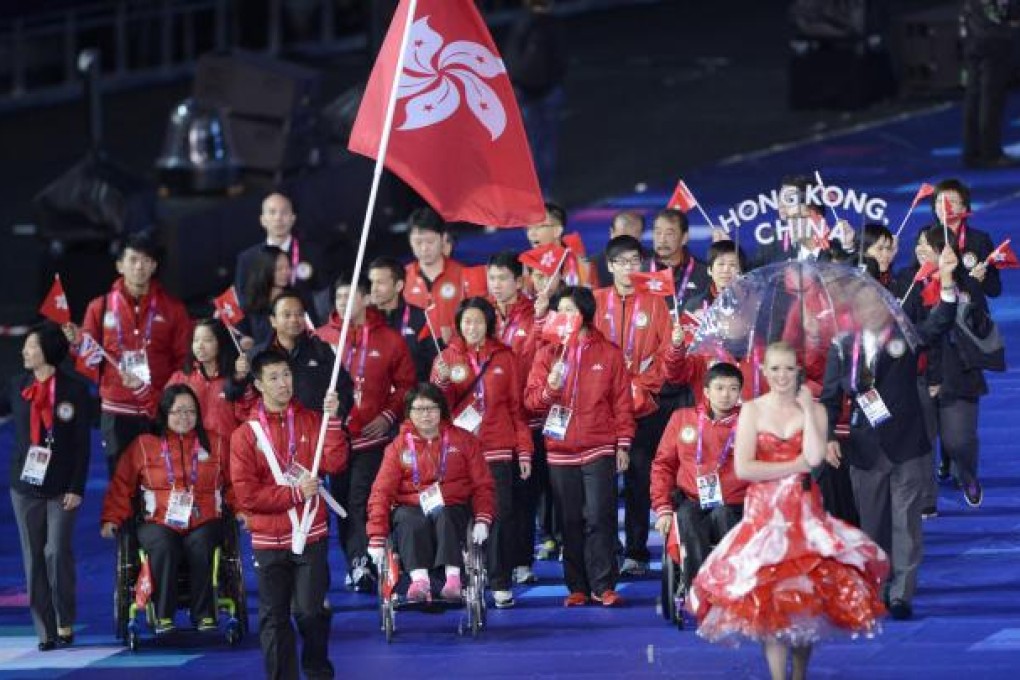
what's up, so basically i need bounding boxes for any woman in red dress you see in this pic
[690,341,888,680]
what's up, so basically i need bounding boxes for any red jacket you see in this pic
[432,337,533,463]
[367,422,496,547]
[404,258,466,342]
[314,308,417,451]
[663,345,764,404]
[102,431,235,533]
[524,329,635,466]
[167,369,254,440]
[229,401,348,550]
[594,287,670,418]
[81,279,192,417]
[650,407,747,516]
[492,296,538,388]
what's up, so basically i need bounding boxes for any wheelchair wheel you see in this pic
[464,536,487,635]
[114,527,136,640]
[126,621,140,652]
[221,516,250,637]
[225,618,243,646]
[661,556,678,625]
[382,603,395,643]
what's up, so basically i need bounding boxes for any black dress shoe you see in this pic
[38,640,56,652]
[57,633,74,645]
[888,599,913,620]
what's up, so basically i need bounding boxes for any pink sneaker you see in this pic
[406,579,431,603]
[440,574,462,601]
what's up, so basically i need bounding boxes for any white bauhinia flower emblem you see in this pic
[397,17,507,141]
[646,279,664,292]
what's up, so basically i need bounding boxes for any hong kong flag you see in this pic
[913,261,938,282]
[349,0,544,227]
[213,286,245,327]
[39,275,71,325]
[910,182,935,209]
[540,311,582,346]
[630,270,675,298]
[519,243,567,276]
[987,238,1019,269]
[668,180,698,213]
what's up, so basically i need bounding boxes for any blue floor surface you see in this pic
[2,97,1020,678]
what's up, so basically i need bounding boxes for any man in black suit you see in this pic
[820,245,960,620]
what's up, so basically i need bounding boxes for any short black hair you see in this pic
[653,208,689,234]
[862,223,894,255]
[117,231,161,263]
[405,382,450,421]
[605,235,643,262]
[704,361,744,389]
[551,286,596,327]
[368,256,406,285]
[932,178,971,212]
[545,202,567,228]
[28,321,69,367]
[251,349,291,379]
[487,250,523,278]
[332,273,371,298]
[408,206,446,235]
[156,383,211,452]
[455,297,497,341]
[707,239,744,270]
[269,288,305,316]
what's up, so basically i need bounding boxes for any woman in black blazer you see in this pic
[2,322,92,651]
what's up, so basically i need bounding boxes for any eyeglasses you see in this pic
[409,405,440,414]
[168,408,197,417]
[611,257,643,268]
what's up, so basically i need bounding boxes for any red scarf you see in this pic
[21,374,55,445]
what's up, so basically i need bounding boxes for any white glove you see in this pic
[471,522,489,545]
[368,546,386,566]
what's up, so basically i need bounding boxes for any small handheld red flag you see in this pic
[911,183,935,209]
[135,557,153,608]
[462,265,489,298]
[541,311,581,346]
[72,332,105,383]
[913,260,938,282]
[382,550,401,599]
[986,238,1019,269]
[519,243,567,276]
[630,270,676,297]
[561,232,587,258]
[679,310,704,346]
[213,286,245,326]
[668,180,698,213]
[39,275,71,325]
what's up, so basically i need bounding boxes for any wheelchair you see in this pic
[658,511,687,629]
[113,512,249,651]
[377,520,487,642]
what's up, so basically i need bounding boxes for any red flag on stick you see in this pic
[213,286,245,326]
[910,182,935,209]
[39,275,71,325]
[519,243,567,276]
[668,180,698,212]
[679,310,704,346]
[462,265,489,297]
[540,311,581,346]
[986,238,1018,269]
[562,232,587,257]
[348,0,544,227]
[913,261,938,282]
[630,270,676,297]
[135,557,153,608]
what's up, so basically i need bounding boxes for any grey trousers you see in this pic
[916,377,939,510]
[10,489,79,642]
[937,397,981,487]
[849,452,927,604]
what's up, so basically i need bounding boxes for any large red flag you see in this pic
[630,270,676,298]
[519,243,567,276]
[39,275,71,325]
[462,265,489,297]
[987,238,1019,269]
[349,0,544,227]
[213,286,245,326]
[668,180,698,213]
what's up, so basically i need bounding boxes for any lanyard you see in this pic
[289,236,301,285]
[343,326,371,383]
[694,409,737,472]
[954,222,967,253]
[607,292,641,363]
[28,377,56,446]
[400,304,411,336]
[850,331,887,393]
[160,436,200,490]
[561,343,584,409]
[563,253,579,286]
[676,257,695,307]
[407,430,449,489]
[467,351,487,411]
[112,291,156,350]
[499,307,520,346]
[257,402,297,467]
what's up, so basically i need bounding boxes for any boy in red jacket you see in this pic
[650,362,747,608]
[230,349,348,680]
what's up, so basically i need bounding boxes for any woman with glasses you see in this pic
[366,384,496,603]
[4,322,91,651]
[100,384,236,635]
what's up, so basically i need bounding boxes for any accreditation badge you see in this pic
[419,482,445,516]
[165,489,195,529]
[453,402,484,434]
[119,349,152,384]
[696,473,723,510]
[400,449,414,467]
[21,446,52,486]
[856,388,892,428]
[542,405,573,441]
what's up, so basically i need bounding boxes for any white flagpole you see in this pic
[893,203,918,239]
[814,170,842,224]
[293,0,420,555]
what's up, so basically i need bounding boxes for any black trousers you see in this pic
[963,38,1013,162]
[331,445,385,572]
[549,457,617,596]
[511,429,555,567]
[253,540,333,680]
[136,520,222,622]
[624,409,670,562]
[673,496,742,593]
[486,461,515,590]
[816,439,860,527]
[101,412,151,478]
[936,396,981,487]
[392,504,470,572]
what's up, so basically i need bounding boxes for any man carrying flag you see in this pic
[649,209,710,311]
[525,203,592,289]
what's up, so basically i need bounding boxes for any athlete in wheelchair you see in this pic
[366,384,496,639]
[101,384,247,648]
[650,363,747,627]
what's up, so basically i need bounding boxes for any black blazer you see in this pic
[820,298,957,470]
[234,237,327,309]
[249,332,353,418]
[3,368,92,498]
[918,220,1001,299]
[378,301,441,384]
